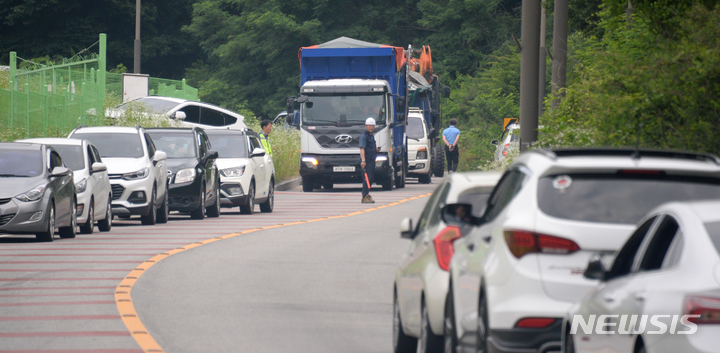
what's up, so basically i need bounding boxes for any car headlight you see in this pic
[15,184,47,202]
[75,178,87,193]
[220,166,245,177]
[174,168,196,184]
[123,167,149,180]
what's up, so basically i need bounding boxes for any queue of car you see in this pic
[0,120,274,242]
[395,148,720,353]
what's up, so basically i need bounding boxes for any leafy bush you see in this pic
[243,119,300,184]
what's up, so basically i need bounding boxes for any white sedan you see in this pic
[564,200,720,353]
[205,129,274,214]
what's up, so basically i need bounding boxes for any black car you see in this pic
[146,127,220,219]
[0,142,77,241]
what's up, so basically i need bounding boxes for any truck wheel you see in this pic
[395,156,406,189]
[302,177,313,192]
[432,144,445,178]
[419,173,431,184]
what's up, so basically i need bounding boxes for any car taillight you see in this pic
[515,317,557,328]
[434,226,462,271]
[504,230,580,258]
[684,296,720,324]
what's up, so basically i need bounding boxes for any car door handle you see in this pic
[467,243,475,252]
[635,291,647,302]
[603,294,616,303]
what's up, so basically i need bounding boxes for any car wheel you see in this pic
[259,179,274,213]
[191,184,206,220]
[157,187,169,223]
[206,182,221,218]
[302,177,313,192]
[444,289,458,353]
[59,198,77,239]
[98,197,112,232]
[564,325,576,353]
[393,292,417,353]
[141,187,158,225]
[36,202,55,242]
[477,291,489,353]
[240,181,255,214]
[79,199,94,234]
[418,299,443,353]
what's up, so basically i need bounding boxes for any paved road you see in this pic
[0,179,436,352]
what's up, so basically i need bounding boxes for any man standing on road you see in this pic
[442,118,460,173]
[359,117,380,204]
[258,120,273,159]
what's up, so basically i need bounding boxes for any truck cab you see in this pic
[406,108,432,184]
[296,79,396,191]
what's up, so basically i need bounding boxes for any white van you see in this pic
[406,108,432,184]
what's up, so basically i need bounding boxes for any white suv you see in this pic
[68,126,169,225]
[443,148,720,353]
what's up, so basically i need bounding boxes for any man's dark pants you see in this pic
[362,162,375,197]
[446,146,459,172]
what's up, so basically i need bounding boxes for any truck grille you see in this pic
[0,213,16,226]
[111,184,125,200]
[304,127,366,149]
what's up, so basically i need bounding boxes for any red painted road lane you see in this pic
[0,182,436,352]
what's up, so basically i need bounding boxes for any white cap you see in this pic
[365,117,376,126]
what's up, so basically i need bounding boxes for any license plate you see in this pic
[333,166,355,172]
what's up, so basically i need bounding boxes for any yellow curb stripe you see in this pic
[115,192,431,352]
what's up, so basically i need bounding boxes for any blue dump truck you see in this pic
[286,37,449,192]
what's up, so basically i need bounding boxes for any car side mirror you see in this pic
[491,139,499,146]
[173,111,187,121]
[51,166,70,177]
[204,150,219,163]
[400,217,414,239]
[441,203,473,227]
[396,96,406,112]
[442,86,451,99]
[251,147,266,158]
[153,151,168,162]
[91,162,107,173]
[286,114,294,125]
[286,97,295,114]
[583,255,607,281]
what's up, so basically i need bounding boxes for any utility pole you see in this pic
[134,0,141,74]
[538,0,547,117]
[551,0,568,109]
[626,1,633,29]
[519,0,542,152]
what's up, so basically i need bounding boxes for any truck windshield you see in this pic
[407,117,425,140]
[302,94,386,126]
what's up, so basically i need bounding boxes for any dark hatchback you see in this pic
[146,127,220,220]
[0,143,77,241]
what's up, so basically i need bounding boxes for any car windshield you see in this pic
[0,149,43,177]
[76,133,144,158]
[407,117,425,140]
[206,134,248,159]
[302,94,386,126]
[148,133,197,159]
[49,145,85,171]
[538,174,720,224]
[703,221,720,255]
[117,97,181,113]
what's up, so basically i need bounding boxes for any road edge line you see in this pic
[115,192,432,353]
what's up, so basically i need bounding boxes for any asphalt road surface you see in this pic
[0,179,436,353]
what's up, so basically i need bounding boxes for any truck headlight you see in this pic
[75,178,87,193]
[302,156,319,169]
[16,184,47,202]
[220,166,245,177]
[123,167,149,180]
[375,155,388,168]
[174,168,196,184]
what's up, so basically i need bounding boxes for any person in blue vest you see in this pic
[359,117,380,204]
[442,118,461,173]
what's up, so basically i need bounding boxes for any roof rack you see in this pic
[533,148,720,165]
